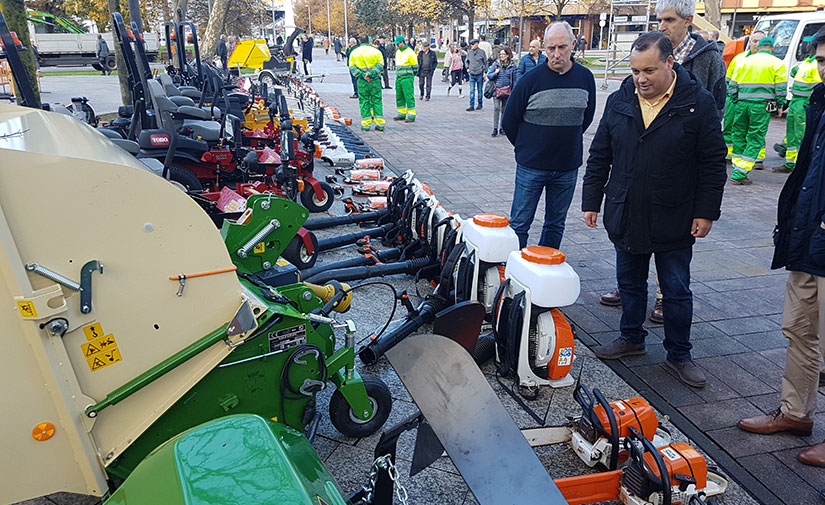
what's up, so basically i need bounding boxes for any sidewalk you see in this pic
[309,50,821,504]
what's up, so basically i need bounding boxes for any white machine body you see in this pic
[505,249,580,308]
[456,214,519,313]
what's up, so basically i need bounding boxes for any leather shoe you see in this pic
[799,441,825,467]
[593,338,646,359]
[738,409,813,436]
[665,359,706,388]
[649,298,663,324]
[600,288,621,306]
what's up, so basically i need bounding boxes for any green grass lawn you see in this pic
[41,70,119,76]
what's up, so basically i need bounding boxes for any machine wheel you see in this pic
[259,72,276,89]
[329,374,392,438]
[105,55,117,71]
[167,166,203,191]
[300,181,334,212]
[66,102,98,126]
[282,233,318,270]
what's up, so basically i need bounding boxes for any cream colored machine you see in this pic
[0,103,257,503]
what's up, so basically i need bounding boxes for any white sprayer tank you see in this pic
[462,213,520,263]
[505,246,580,307]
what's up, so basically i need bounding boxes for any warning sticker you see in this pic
[81,334,118,357]
[83,323,104,341]
[557,347,573,367]
[254,242,266,254]
[87,348,122,372]
[660,447,682,462]
[268,324,306,353]
[17,300,37,318]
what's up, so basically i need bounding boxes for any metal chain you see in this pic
[356,454,409,505]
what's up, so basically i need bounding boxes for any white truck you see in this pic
[28,24,159,70]
[753,12,825,79]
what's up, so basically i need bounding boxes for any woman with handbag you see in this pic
[446,46,464,98]
[487,48,515,137]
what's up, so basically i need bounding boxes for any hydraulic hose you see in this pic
[303,257,431,285]
[303,209,389,230]
[299,248,402,279]
[358,294,448,365]
[316,223,395,252]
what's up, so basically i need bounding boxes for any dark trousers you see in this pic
[615,246,694,362]
[382,66,390,88]
[418,73,433,98]
[350,73,358,95]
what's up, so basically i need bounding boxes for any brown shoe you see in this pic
[665,359,706,388]
[799,441,825,467]
[649,298,663,324]
[738,409,813,436]
[600,288,621,306]
[593,338,646,359]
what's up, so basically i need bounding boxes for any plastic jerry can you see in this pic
[505,246,580,308]
[462,213,520,263]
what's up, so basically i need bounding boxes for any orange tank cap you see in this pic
[473,213,510,228]
[522,246,566,265]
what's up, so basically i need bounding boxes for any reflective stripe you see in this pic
[397,108,407,115]
[361,118,373,126]
[733,158,754,171]
[791,89,814,97]
[407,109,416,117]
[787,149,799,164]
[738,92,777,100]
[758,148,766,160]
[374,118,386,125]
[738,82,771,88]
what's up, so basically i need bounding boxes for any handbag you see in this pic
[495,85,511,98]
[483,78,497,99]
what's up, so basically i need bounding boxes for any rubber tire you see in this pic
[300,181,334,212]
[105,55,117,71]
[259,72,276,88]
[167,166,203,191]
[329,374,392,438]
[282,233,318,270]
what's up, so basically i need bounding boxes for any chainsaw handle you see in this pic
[625,426,672,505]
[593,388,621,471]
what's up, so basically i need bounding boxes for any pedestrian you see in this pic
[515,39,547,84]
[488,48,515,137]
[512,34,519,51]
[216,35,228,71]
[323,37,330,55]
[774,36,821,172]
[709,30,725,52]
[600,0,727,316]
[348,34,386,131]
[393,36,418,123]
[96,34,110,76]
[466,39,487,111]
[418,41,438,101]
[479,34,493,64]
[583,32,727,388]
[501,22,596,249]
[723,31,763,160]
[334,36,343,62]
[729,36,786,184]
[346,37,359,98]
[737,26,825,466]
[375,35,391,89]
[446,46,464,97]
[301,33,314,82]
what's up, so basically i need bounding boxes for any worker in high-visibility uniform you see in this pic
[723,31,764,160]
[392,35,418,123]
[773,36,821,172]
[349,35,386,131]
[729,36,787,184]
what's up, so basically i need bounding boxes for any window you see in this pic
[796,22,825,60]
[754,19,799,60]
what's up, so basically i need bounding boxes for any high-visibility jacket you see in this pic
[348,43,384,79]
[395,46,418,78]
[725,50,750,98]
[730,50,787,105]
[790,57,821,100]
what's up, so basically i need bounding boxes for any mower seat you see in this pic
[182,119,221,142]
[169,95,196,107]
[147,80,222,143]
[159,72,202,100]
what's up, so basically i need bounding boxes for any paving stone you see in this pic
[730,352,785,391]
[679,398,765,431]
[707,427,810,457]
[738,453,822,505]
[696,356,776,396]
[774,447,825,492]
[631,363,705,407]
[733,330,788,352]
[710,316,781,336]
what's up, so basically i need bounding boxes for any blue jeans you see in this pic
[509,165,577,249]
[469,73,484,108]
[615,246,694,362]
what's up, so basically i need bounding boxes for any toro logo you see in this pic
[150,134,170,146]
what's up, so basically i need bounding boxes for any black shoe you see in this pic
[350,94,358,99]
[600,288,621,306]
[477,106,483,111]
[491,129,498,137]
[820,372,825,387]
[499,128,505,135]
[420,95,424,100]
[665,359,706,388]
[466,107,475,111]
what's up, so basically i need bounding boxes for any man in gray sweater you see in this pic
[466,39,488,111]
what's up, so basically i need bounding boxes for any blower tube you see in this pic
[299,248,403,279]
[316,223,395,252]
[358,294,448,365]
[303,209,389,230]
[303,257,431,285]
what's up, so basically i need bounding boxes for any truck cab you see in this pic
[753,12,825,77]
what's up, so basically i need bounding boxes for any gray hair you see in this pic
[655,0,695,19]
[544,21,575,44]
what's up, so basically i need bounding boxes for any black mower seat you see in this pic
[183,119,221,142]
[159,72,202,100]
[147,80,222,142]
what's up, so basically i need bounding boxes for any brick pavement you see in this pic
[309,50,822,504]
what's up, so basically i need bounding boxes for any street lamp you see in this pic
[327,0,331,39]
[343,0,349,42]
[308,5,312,34]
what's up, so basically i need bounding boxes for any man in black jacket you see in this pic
[738,27,825,467]
[582,32,727,388]
[417,41,438,101]
[301,34,314,82]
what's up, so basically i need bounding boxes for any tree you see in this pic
[294,0,349,36]
[549,0,568,20]
[199,0,229,56]
[1,0,41,106]
[106,0,131,105]
[704,0,721,32]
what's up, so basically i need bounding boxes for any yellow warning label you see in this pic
[254,242,266,254]
[17,301,37,318]
[83,323,104,341]
[276,258,290,267]
[317,498,330,505]
[81,334,118,357]
[87,348,122,372]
